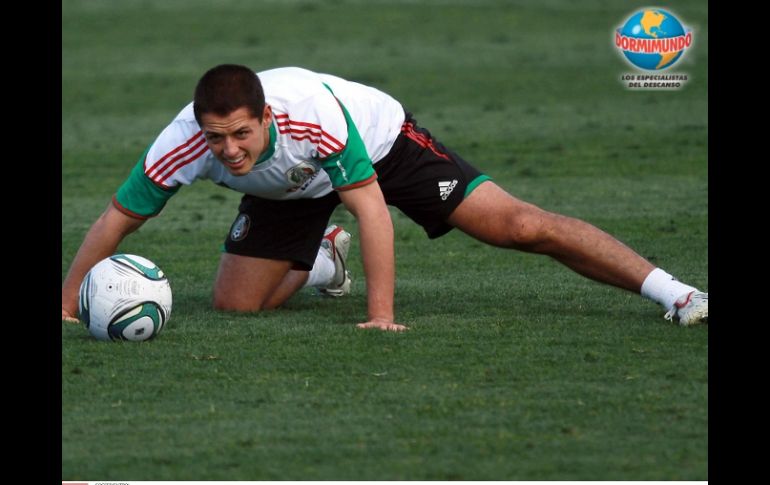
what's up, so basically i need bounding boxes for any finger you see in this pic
[356,322,409,332]
[62,310,80,324]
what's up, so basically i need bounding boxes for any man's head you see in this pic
[194,64,273,176]
[193,64,265,124]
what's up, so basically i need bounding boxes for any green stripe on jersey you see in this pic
[115,146,180,217]
[319,84,375,189]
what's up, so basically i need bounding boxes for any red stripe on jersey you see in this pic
[155,141,209,185]
[276,117,346,152]
[277,120,320,131]
[147,130,205,176]
[149,137,208,184]
[320,130,345,151]
[289,120,345,147]
[149,136,208,185]
[282,133,323,145]
[281,119,321,130]
[318,138,343,157]
[278,125,323,141]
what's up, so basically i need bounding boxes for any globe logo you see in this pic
[615,8,692,70]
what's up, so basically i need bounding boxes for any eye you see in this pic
[236,130,250,139]
[206,134,222,143]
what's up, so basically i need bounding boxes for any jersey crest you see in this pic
[285,161,320,192]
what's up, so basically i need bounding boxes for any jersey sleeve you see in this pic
[112,116,206,219]
[113,145,181,219]
[320,99,377,191]
[279,88,376,191]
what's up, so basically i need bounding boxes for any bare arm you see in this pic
[338,181,407,332]
[61,203,146,321]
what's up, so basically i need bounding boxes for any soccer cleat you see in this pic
[317,224,352,297]
[664,291,708,326]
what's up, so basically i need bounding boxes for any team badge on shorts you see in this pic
[229,214,251,241]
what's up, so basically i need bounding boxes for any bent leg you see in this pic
[447,181,654,293]
[263,269,310,309]
[212,253,308,311]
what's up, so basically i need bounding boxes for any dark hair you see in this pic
[193,64,265,124]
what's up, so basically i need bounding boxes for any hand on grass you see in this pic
[356,319,408,332]
[62,308,79,324]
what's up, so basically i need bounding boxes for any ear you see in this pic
[262,104,273,125]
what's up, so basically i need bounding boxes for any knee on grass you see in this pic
[212,293,274,312]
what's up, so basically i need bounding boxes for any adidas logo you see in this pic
[438,180,458,200]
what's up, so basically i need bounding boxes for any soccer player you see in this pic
[61,65,707,332]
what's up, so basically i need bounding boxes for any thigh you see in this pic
[447,180,543,247]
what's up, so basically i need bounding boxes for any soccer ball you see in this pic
[78,254,172,341]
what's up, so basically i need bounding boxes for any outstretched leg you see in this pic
[447,181,707,325]
[447,181,655,292]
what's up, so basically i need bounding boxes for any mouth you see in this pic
[222,155,247,170]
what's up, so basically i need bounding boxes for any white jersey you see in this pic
[114,67,405,218]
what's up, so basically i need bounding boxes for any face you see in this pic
[200,105,272,176]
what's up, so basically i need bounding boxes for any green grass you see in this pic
[62,0,708,480]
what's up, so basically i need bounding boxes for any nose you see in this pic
[223,137,240,158]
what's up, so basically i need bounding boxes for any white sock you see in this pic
[304,249,335,288]
[640,268,698,309]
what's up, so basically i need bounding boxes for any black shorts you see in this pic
[224,113,490,269]
[375,113,490,239]
[224,192,341,271]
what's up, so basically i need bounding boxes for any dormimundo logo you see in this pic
[615,8,692,71]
